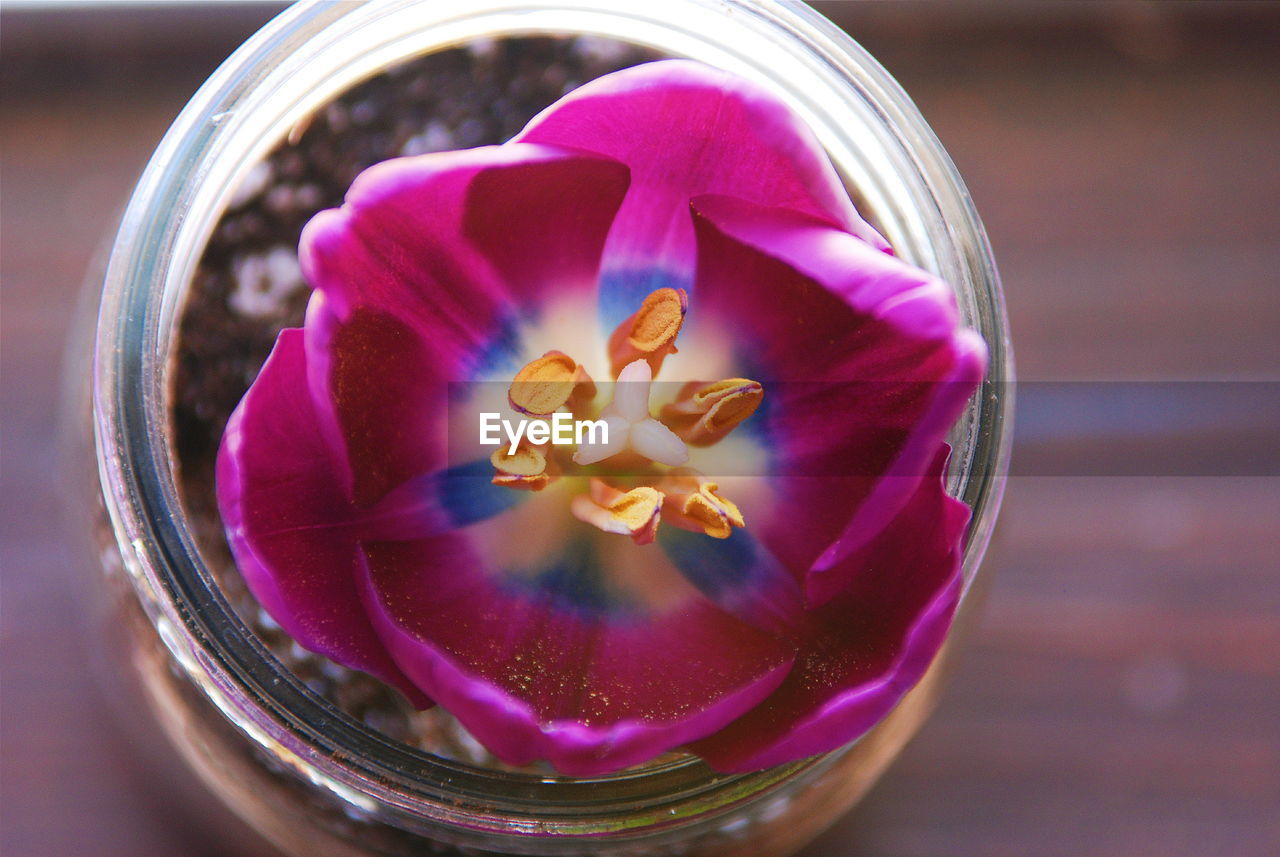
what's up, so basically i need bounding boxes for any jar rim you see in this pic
[93,0,1011,841]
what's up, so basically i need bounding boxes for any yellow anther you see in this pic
[660,469,744,539]
[491,442,553,491]
[607,488,664,536]
[661,378,763,446]
[627,287,688,351]
[682,489,745,539]
[492,471,553,491]
[571,479,663,545]
[490,443,546,477]
[508,350,595,416]
[608,287,688,377]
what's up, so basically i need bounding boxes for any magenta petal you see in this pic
[357,536,795,776]
[297,144,630,505]
[216,330,428,706]
[300,143,630,337]
[690,450,968,772]
[514,59,886,288]
[304,304,448,508]
[688,194,986,606]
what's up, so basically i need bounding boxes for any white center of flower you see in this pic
[492,288,759,542]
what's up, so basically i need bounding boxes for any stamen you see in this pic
[571,480,663,544]
[491,443,553,491]
[661,378,763,446]
[608,287,688,377]
[660,469,744,539]
[509,350,595,416]
[628,287,688,351]
[492,472,553,491]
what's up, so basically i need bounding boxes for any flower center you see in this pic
[494,288,761,543]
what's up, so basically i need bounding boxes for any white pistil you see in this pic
[573,359,689,467]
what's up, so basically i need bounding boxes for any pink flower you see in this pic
[217,60,986,775]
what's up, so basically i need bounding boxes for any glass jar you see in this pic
[86,2,1012,855]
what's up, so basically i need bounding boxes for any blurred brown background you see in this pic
[2,2,1277,856]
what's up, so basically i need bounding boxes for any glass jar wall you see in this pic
[88,2,1011,855]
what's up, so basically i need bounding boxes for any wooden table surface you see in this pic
[2,4,1277,856]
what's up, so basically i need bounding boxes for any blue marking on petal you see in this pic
[438,458,522,528]
[599,268,689,331]
[660,526,763,598]
[659,527,799,630]
[732,348,777,454]
[503,537,636,617]
[464,312,524,377]
[359,458,525,540]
